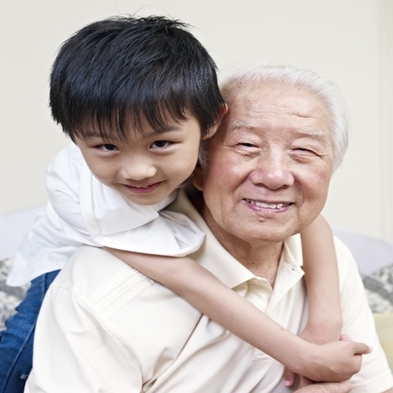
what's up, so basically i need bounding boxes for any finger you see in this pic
[352,342,372,355]
[283,367,297,387]
[340,336,372,355]
[298,375,313,388]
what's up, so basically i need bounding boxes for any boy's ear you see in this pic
[192,162,204,191]
[202,104,228,140]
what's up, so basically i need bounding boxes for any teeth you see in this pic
[245,199,288,209]
[127,184,150,189]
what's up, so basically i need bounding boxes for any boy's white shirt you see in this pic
[6,143,204,286]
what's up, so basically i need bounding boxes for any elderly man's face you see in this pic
[194,82,335,247]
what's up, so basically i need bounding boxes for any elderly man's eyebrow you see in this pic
[298,129,328,139]
[228,120,255,130]
[229,121,328,138]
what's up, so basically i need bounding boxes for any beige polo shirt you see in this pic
[25,191,393,393]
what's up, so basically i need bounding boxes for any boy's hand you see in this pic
[284,324,341,387]
[306,334,371,382]
[285,334,371,384]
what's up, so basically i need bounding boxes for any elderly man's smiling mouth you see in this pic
[243,199,293,210]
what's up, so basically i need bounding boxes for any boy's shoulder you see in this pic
[46,143,88,195]
[47,143,86,177]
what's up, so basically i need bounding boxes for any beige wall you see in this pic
[1,0,392,241]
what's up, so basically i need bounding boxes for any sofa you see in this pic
[1,205,392,372]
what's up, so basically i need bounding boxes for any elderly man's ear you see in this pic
[194,104,228,191]
[193,162,204,191]
[202,104,228,140]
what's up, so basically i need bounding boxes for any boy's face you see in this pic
[75,114,207,206]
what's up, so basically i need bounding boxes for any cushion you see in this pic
[363,263,393,313]
[363,263,393,371]
[0,258,29,330]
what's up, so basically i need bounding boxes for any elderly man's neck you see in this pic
[200,202,283,286]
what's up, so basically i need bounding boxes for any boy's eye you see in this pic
[98,144,119,152]
[151,140,171,149]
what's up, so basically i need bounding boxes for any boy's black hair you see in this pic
[49,15,225,141]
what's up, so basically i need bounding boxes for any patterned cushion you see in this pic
[0,258,29,330]
[363,264,393,371]
[363,263,393,313]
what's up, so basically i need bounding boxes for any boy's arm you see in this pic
[106,247,370,382]
[300,214,342,342]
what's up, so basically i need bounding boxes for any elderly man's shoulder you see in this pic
[51,245,201,324]
[41,246,203,374]
[333,236,359,272]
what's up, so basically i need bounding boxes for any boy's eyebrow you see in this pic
[80,131,104,139]
[80,124,184,140]
[143,125,184,137]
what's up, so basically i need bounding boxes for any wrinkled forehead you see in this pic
[221,81,332,136]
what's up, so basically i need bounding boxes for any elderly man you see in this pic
[25,65,393,393]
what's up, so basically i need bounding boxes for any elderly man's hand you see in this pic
[295,380,352,393]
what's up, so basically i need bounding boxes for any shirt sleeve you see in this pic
[335,238,393,393]
[6,145,98,286]
[46,143,91,237]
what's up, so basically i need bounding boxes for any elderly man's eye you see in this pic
[294,147,321,158]
[239,142,257,148]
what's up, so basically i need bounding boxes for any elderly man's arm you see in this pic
[296,381,352,393]
[295,382,393,393]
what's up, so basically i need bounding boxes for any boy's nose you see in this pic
[120,158,157,181]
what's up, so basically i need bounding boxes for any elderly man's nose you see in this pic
[250,154,294,189]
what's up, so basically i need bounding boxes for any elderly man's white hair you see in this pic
[207,64,349,171]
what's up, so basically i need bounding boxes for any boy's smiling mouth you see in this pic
[122,182,161,193]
